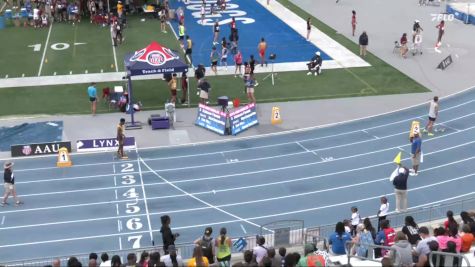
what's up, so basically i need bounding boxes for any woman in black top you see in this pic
[160,215,179,254]
[402,216,421,245]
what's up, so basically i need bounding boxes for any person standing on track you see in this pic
[392,165,410,212]
[213,20,220,45]
[2,162,23,207]
[423,96,439,136]
[410,132,422,176]
[257,37,267,67]
[435,20,445,49]
[117,118,128,159]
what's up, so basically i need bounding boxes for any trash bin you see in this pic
[0,16,5,29]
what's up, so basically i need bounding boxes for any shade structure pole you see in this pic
[128,75,135,125]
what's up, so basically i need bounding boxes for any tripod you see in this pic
[263,60,277,86]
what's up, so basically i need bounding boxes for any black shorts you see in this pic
[89,97,97,102]
[185,48,192,55]
[428,116,436,122]
[211,60,218,66]
[179,36,184,40]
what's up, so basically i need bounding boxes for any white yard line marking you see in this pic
[140,157,263,229]
[110,29,119,72]
[136,147,154,245]
[38,23,53,77]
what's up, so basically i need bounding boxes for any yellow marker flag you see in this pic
[44,58,48,63]
[271,106,282,125]
[393,151,402,165]
[111,64,115,69]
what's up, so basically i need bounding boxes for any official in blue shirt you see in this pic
[87,82,97,116]
[410,133,422,176]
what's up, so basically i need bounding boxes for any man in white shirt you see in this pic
[160,245,184,267]
[99,253,111,267]
[423,96,439,136]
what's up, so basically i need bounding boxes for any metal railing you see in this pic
[344,241,396,265]
[429,250,471,267]
[2,196,474,266]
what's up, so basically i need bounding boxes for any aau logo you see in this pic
[147,51,166,66]
[22,145,32,155]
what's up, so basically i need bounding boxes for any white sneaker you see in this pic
[409,168,415,173]
[314,72,318,76]
[307,72,312,75]
[409,172,418,176]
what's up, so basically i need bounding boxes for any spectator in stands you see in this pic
[328,221,352,255]
[392,164,410,212]
[148,252,161,267]
[53,258,61,267]
[363,217,377,241]
[442,241,459,266]
[89,253,98,261]
[413,227,438,267]
[389,231,413,267]
[111,255,122,267]
[279,247,287,267]
[353,223,374,257]
[402,216,421,245]
[381,257,393,267]
[241,250,255,267]
[187,246,209,267]
[160,245,184,267]
[253,236,268,264]
[460,224,474,252]
[194,227,215,264]
[100,253,111,267]
[124,253,137,267]
[260,257,272,267]
[267,247,281,267]
[460,211,475,234]
[215,227,232,266]
[377,196,389,231]
[447,225,462,252]
[434,226,448,247]
[284,253,298,267]
[137,251,149,267]
[375,219,396,256]
[68,257,82,267]
[444,210,459,230]
[89,259,97,267]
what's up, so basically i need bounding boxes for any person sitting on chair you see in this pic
[307,51,322,76]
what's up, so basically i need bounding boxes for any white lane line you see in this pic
[361,129,379,139]
[116,203,119,215]
[295,141,321,159]
[140,157,263,230]
[38,23,53,77]
[115,189,119,200]
[14,127,475,199]
[117,219,121,232]
[3,155,473,231]
[119,236,122,250]
[136,147,154,245]
[10,97,475,170]
[437,122,461,132]
[240,224,247,234]
[1,216,5,225]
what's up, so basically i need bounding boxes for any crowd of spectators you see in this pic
[327,209,475,266]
